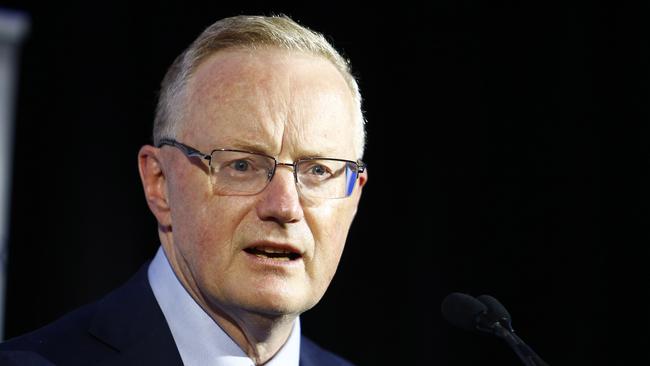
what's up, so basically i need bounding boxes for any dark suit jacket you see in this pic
[0,264,354,366]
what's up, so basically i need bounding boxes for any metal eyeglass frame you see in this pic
[156,138,366,197]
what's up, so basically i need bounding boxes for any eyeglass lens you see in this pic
[208,150,358,198]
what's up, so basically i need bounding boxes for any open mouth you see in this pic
[244,246,302,261]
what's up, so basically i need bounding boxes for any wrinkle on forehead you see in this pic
[181,48,357,159]
[284,85,355,158]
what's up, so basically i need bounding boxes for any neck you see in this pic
[210,308,297,365]
[159,236,298,365]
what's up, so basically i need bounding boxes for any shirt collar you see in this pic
[148,246,301,366]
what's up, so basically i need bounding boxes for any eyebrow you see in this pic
[295,143,351,159]
[224,139,351,160]
[225,140,274,155]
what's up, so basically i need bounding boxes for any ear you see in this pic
[138,145,172,228]
[358,168,368,189]
[350,168,368,209]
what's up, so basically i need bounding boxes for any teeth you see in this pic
[255,253,290,261]
[246,246,300,260]
[256,247,291,254]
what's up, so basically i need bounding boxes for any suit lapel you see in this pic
[299,336,320,366]
[87,263,183,366]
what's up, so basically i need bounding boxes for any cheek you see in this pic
[312,200,357,242]
[192,197,252,254]
[169,176,252,267]
[308,200,357,274]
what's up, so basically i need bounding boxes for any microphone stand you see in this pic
[484,322,549,366]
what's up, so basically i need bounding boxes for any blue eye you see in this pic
[310,165,327,175]
[231,160,250,171]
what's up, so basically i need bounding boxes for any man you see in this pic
[0,15,367,365]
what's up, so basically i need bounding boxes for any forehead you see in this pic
[180,48,358,158]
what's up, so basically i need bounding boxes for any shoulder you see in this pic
[0,263,163,365]
[300,335,356,366]
[0,350,55,365]
[0,299,107,364]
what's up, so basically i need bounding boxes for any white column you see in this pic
[0,9,29,341]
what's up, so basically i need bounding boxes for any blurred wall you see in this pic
[0,8,29,341]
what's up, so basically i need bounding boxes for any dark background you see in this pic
[2,1,648,365]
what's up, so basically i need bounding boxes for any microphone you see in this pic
[441,292,549,366]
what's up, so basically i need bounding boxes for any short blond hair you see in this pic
[153,15,366,158]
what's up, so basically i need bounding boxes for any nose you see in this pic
[255,165,304,224]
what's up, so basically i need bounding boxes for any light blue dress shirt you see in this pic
[148,246,301,366]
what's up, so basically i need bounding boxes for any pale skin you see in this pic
[138,48,367,364]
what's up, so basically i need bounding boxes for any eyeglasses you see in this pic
[157,138,365,199]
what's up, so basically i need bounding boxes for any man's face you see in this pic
[159,49,366,319]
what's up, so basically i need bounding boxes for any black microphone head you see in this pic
[476,294,513,330]
[441,292,487,332]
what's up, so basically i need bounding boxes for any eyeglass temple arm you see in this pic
[158,138,211,161]
[357,161,366,173]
